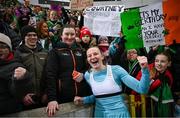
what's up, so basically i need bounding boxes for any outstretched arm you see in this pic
[113,56,150,94]
[122,56,150,94]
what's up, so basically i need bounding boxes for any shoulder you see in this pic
[109,65,128,76]
[9,59,26,69]
[110,65,124,71]
[14,45,26,57]
[85,70,91,77]
[84,70,92,80]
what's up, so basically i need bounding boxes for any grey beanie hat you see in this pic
[98,36,108,44]
[0,33,12,50]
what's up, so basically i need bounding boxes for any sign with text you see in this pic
[121,2,166,49]
[140,2,165,47]
[70,0,93,10]
[84,5,125,37]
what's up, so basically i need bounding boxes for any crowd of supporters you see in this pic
[0,0,179,117]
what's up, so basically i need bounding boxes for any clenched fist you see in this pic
[137,56,148,69]
[14,67,26,80]
[74,96,83,105]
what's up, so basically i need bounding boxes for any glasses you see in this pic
[26,33,37,37]
[0,43,9,49]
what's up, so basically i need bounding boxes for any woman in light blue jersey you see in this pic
[74,46,150,118]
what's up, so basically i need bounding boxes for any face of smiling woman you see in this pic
[40,22,49,37]
[61,27,76,46]
[86,47,105,71]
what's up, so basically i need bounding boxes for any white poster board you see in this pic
[140,2,165,47]
[84,5,124,37]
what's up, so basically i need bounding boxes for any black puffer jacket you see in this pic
[0,53,32,115]
[46,42,92,103]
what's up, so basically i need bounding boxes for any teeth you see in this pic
[90,59,97,62]
[92,61,99,65]
[91,60,98,63]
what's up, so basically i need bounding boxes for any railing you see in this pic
[129,94,147,117]
[4,93,179,117]
[4,102,94,117]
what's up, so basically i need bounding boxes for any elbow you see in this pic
[142,89,149,94]
[140,86,150,94]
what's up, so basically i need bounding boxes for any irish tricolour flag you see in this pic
[121,0,180,49]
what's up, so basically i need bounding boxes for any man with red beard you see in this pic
[0,33,32,115]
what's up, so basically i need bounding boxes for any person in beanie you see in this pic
[97,36,110,64]
[0,33,32,115]
[14,25,48,110]
[79,27,96,52]
[20,25,37,43]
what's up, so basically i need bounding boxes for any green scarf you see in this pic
[128,59,138,74]
[150,72,174,117]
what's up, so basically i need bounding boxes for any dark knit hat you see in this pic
[21,25,37,40]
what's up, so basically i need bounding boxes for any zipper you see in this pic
[70,50,78,96]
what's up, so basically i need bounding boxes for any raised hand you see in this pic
[137,56,148,69]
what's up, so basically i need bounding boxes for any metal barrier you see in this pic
[3,102,94,117]
[129,94,147,117]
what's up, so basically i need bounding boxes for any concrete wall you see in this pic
[4,102,94,117]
